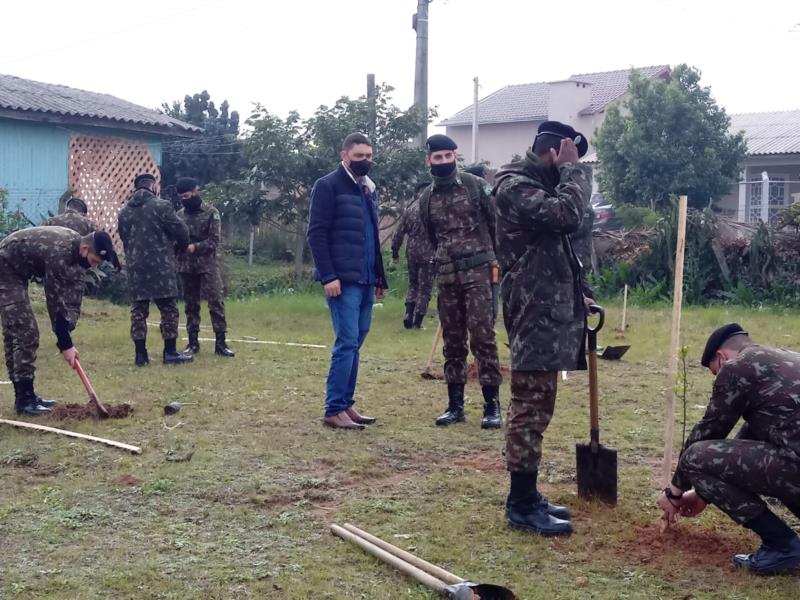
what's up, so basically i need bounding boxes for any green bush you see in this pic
[615,204,661,229]
[0,188,31,237]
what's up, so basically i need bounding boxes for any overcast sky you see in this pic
[2,0,798,129]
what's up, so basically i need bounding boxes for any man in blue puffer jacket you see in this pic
[307,133,387,430]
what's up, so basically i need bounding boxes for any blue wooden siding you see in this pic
[0,118,162,222]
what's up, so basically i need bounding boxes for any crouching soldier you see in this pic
[659,324,800,575]
[0,227,118,415]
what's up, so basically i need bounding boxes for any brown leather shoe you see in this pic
[346,407,377,425]
[322,411,365,430]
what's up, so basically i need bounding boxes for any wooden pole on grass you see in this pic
[661,195,688,487]
[0,419,142,454]
[621,284,629,333]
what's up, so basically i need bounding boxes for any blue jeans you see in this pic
[324,284,374,416]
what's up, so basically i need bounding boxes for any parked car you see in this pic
[591,193,621,231]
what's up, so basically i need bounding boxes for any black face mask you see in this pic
[79,256,92,269]
[430,161,457,178]
[348,159,372,177]
[181,195,202,210]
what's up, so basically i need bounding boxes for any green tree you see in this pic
[594,65,747,211]
[160,90,243,187]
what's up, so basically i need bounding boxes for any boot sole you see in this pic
[507,520,573,537]
[481,421,503,429]
[734,555,800,575]
[435,419,466,426]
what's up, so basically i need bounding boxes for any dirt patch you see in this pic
[615,522,750,572]
[451,452,505,474]
[111,474,142,487]
[50,403,133,420]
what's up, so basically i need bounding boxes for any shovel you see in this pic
[576,305,618,505]
[73,359,110,419]
[421,323,444,380]
[599,345,630,361]
[331,523,517,600]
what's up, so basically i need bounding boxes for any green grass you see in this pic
[1,294,800,599]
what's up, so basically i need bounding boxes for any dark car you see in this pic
[591,193,621,231]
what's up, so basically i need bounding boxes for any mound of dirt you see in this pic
[49,403,133,420]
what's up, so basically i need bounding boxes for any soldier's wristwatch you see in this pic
[664,487,683,507]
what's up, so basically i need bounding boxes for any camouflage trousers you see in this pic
[679,439,800,524]
[0,299,39,382]
[405,258,435,320]
[437,273,501,386]
[181,271,227,334]
[506,370,558,473]
[130,297,179,341]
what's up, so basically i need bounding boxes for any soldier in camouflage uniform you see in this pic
[494,121,593,536]
[175,177,234,357]
[418,134,502,430]
[391,182,435,329]
[659,323,800,575]
[0,227,118,415]
[44,197,97,236]
[571,202,595,293]
[117,173,193,366]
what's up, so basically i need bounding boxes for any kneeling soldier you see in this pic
[659,324,800,575]
[0,227,118,415]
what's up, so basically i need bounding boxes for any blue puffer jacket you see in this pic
[307,164,387,288]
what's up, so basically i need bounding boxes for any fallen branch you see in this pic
[0,419,142,454]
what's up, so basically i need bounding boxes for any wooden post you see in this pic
[0,419,142,454]
[621,284,629,332]
[661,195,688,486]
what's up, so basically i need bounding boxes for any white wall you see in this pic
[447,121,540,168]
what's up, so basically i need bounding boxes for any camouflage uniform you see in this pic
[493,150,592,472]
[177,202,227,334]
[0,227,86,382]
[391,201,436,322]
[45,209,97,236]
[673,345,800,523]
[117,188,189,341]
[420,171,501,386]
[570,203,595,296]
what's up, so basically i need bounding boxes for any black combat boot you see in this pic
[435,383,466,426]
[481,385,502,429]
[412,311,426,329]
[506,471,572,536]
[214,332,235,357]
[184,331,200,354]
[403,303,415,329]
[163,338,194,365]
[734,509,800,574]
[14,380,50,416]
[30,377,57,408]
[134,339,149,367]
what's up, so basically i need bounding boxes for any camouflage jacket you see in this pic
[0,226,86,330]
[493,150,593,371]
[419,171,496,283]
[45,209,97,236]
[176,203,222,274]
[117,189,189,301]
[673,344,800,489]
[391,201,435,263]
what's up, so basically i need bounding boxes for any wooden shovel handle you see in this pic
[74,359,97,400]
[424,323,443,370]
[588,347,600,445]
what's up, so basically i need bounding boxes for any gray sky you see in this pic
[1,0,798,129]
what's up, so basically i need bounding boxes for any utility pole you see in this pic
[471,76,479,163]
[367,73,376,141]
[412,0,430,146]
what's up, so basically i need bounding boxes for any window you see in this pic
[768,177,786,222]
[748,177,762,223]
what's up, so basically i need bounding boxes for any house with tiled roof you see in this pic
[439,65,671,169]
[0,73,200,237]
[717,110,800,223]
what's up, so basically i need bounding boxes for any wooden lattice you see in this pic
[68,134,160,250]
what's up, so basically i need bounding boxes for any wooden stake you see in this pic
[661,195,688,486]
[621,284,629,332]
[422,323,443,374]
[0,419,142,454]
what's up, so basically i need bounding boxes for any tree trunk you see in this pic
[248,225,255,266]
[293,224,305,282]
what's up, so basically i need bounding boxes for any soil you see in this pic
[50,402,133,420]
[614,522,750,572]
[111,474,142,486]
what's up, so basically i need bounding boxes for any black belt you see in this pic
[438,251,495,274]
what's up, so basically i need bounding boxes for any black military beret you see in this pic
[92,231,121,271]
[176,177,199,194]
[134,173,157,188]
[534,121,589,158]
[66,197,88,214]
[700,323,748,367]
[425,134,457,154]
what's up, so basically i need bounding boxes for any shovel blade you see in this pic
[576,442,618,505]
[445,582,518,600]
[599,345,630,361]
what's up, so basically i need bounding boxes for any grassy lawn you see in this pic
[1,291,799,599]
